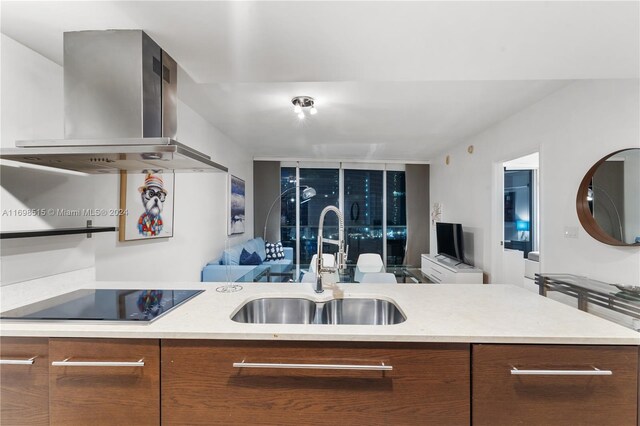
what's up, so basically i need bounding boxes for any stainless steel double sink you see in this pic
[231,297,406,325]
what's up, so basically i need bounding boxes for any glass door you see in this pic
[386,170,407,265]
[503,169,534,256]
[280,167,340,264]
[344,169,384,263]
[279,167,298,261]
[280,164,407,267]
[299,168,340,264]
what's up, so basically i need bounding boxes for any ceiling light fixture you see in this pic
[291,96,317,119]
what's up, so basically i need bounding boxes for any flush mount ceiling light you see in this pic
[291,96,317,119]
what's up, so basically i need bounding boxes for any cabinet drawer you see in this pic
[49,338,159,426]
[473,344,638,426]
[422,260,446,283]
[428,264,447,280]
[1,337,49,426]
[162,340,470,425]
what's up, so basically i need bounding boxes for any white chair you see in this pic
[356,253,384,269]
[360,272,397,284]
[354,253,384,282]
[300,271,317,283]
[309,254,336,273]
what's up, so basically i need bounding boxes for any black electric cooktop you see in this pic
[0,289,203,323]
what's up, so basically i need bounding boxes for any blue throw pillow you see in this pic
[239,249,262,266]
[265,241,285,261]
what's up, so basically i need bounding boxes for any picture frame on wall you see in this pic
[119,170,175,241]
[228,174,246,235]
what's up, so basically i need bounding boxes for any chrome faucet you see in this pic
[315,205,348,293]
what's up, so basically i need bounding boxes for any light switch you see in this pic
[564,226,579,238]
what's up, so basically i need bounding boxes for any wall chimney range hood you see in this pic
[0,30,227,174]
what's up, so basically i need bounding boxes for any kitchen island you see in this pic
[2,281,638,343]
[1,281,638,425]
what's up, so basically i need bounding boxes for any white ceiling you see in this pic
[179,78,568,161]
[2,1,638,161]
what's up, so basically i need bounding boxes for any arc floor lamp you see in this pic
[263,185,316,240]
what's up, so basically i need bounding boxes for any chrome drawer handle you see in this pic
[0,356,36,365]
[511,367,612,376]
[233,361,392,371]
[51,358,144,367]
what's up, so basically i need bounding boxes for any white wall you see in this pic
[1,34,95,285]
[94,99,253,282]
[430,79,640,286]
[0,34,254,285]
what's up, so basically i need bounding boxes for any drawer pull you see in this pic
[51,358,145,367]
[0,356,36,365]
[511,367,612,376]
[233,361,392,371]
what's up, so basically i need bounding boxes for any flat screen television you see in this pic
[435,222,465,262]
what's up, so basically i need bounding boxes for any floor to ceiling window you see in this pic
[297,168,340,264]
[279,167,298,260]
[280,163,407,265]
[279,166,340,264]
[386,170,407,265]
[344,169,384,261]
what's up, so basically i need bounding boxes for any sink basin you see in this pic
[231,298,317,324]
[232,297,406,325]
[321,298,406,325]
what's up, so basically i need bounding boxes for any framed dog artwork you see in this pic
[228,174,246,235]
[119,171,175,241]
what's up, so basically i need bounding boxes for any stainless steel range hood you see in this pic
[2,138,227,174]
[0,30,227,174]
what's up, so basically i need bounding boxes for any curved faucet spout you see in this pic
[315,205,347,293]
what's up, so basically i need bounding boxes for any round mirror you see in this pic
[576,148,640,246]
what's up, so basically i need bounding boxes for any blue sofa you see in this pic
[201,237,293,282]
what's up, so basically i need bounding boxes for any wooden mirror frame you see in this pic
[576,148,640,247]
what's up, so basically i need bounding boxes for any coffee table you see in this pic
[235,263,296,283]
[235,264,424,283]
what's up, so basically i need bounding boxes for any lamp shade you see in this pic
[263,185,316,239]
[516,220,530,231]
[301,187,317,201]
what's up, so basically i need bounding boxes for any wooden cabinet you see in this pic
[161,340,470,425]
[473,344,639,426]
[3,336,639,425]
[49,338,160,426]
[421,254,483,284]
[0,337,49,426]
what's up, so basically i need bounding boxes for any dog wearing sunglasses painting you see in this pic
[137,173,168,237]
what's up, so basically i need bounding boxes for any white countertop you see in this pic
[1,280,638,345]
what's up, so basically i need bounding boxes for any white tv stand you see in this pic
[421,254,483,284]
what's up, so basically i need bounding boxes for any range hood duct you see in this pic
[0,30,227,174]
